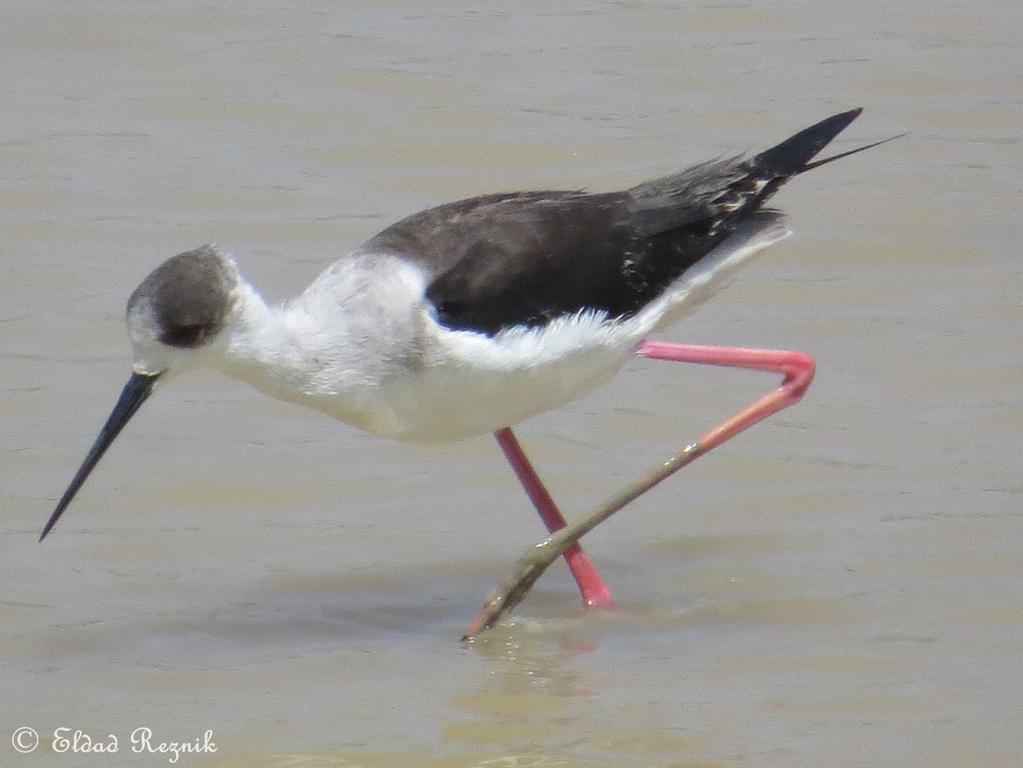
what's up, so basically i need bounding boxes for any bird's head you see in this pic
[40,245,242,541]
[126,244,241,377]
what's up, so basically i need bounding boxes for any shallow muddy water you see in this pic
[3,2,1021,766]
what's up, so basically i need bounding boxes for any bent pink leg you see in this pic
[463,341,815,639]
[634,341,816,446]
[493,427,615,609]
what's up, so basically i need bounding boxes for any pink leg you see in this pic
[634,341,816,447]
[493,427,615,609]
[463,341,815,639]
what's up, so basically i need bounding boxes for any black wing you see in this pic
[362,108,866,336]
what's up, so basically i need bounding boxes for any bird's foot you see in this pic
[462,533,570,641]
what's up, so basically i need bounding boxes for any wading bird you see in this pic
[41,108,893,638]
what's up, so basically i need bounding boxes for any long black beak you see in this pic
[39,371,161,542]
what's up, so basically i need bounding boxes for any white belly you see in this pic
[344,310,648,443]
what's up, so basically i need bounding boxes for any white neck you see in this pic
[206,270,422,434]
[206,282,322,397]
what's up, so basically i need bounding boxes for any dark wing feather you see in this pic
[365,190,639,334]
[361,108,866,336]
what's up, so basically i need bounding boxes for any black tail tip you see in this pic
[836,106,865,122]
[818,107,865,139]
[754,107,865,176]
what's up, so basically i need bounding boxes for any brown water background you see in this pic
[3,2,1021,767]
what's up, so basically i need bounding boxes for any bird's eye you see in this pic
[161,324,205,348]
